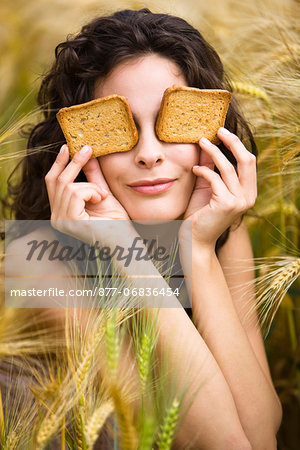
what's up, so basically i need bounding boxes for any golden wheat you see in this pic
[1,0,299,447]
[74,397,87,450]
[247,257,300,336]
[60,417,65,450]
[271,258,300,291]
[110,385,138,450]
[34,322,105,446]
[36,413,59,449]
[72,325,105,392]
[230,81,269,103]
[5,431,18,450]
[85,398,114,448]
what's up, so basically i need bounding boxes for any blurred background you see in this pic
[0,0,299,448]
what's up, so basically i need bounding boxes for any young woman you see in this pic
[4,8,282,449]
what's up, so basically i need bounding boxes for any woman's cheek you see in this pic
[97,154,120,188]
[173,143,199,166]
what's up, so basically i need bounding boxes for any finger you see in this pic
[57,145,93,184]
[45,144,69,210]
[217,128,257,190]
[199,137,241,195]
[55,182,104,217]
[82,158,110,194]
[66,188,102,220]
[198,143,215,171]
[53,145,93,212]
[192,165,229,199]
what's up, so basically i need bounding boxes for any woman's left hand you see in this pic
[179,127,257,250]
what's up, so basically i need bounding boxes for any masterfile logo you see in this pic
[4,220,192,309]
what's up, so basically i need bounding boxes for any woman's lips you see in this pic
[129,180,175,194]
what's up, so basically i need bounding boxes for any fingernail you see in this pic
[219,127,230,135]
[102,188,109,194]
[200,137,211,145]
[79,145,91,154]
[59,144,67,154]
[193,165,200,169]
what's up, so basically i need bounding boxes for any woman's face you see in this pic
[95,54,199,221]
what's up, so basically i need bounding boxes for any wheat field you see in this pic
[0,0,299,448]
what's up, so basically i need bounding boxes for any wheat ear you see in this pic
[157,397,181,450]
[35,324,104,448]
[5,431,18,450]
[72,324,105,392]
[231,81,269,102]
[137,332,152,395]
[105,315,119,384]
[85,398,114,449]
[36,413,59,449]
[254,258,300,336]
[271,258,300,291]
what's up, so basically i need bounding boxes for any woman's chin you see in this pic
[128,210,184,223]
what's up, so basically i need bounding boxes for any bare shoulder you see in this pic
[5,225,72,277]
[5,225,87,319]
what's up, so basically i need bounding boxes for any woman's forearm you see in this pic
[99,226,253,448]
[144,306,254,450]
[183,243,281,449]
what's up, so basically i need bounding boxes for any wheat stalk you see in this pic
[0,388,4,441]
[110,385,138,450]
[74,397,87,450]
[60,417,65,450]
[138,413,157,450]
[104,313,139,448]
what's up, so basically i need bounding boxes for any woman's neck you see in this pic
[131,219,181,272]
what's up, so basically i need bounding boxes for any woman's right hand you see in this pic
[45,144,131,243]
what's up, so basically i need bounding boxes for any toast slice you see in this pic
[156,85,232,145]
[56,95,138,158]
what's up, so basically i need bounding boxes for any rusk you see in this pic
[156,85,232,145]
[56,95,138,158]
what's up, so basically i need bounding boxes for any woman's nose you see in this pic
[133,126,166,168]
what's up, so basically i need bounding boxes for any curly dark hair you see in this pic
[3,8,257,251]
